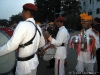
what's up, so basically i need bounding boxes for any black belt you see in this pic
[61,43,64,46]
[19,42,32,48]
[17,54,35,61]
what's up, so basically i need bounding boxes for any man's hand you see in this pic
[44,31,50,39]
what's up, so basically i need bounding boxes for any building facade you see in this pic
[79,0,100,18]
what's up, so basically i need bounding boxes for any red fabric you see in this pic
[88,35,96,59]
[69,38,72,48]
[0,27,20,54]
[56,17,66,22]
[58,59,60,75]
[0,27,13,37]
[23,3,37,11]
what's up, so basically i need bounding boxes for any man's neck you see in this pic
[26,16,33,20]
[59,25,63,28]
[84,27,91,31]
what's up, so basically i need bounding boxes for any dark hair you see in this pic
[23,7,37,17]
[94,17,100,23]
[59,21,66,25]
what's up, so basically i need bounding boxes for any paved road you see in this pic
[37,49,97,75]
[37,31,97,75]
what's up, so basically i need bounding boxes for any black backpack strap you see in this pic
[19,21,41,48]
[29,21,41,37]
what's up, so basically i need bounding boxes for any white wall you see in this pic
[79,0,100,18]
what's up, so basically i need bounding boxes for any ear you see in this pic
[89,20,93,25]
[26,11,30,15]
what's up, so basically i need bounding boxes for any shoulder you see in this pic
[18,21,34,25]
[17,21,27,27]
[61,27,68,32]
[15,21,30,31]
[88,28,97,37]
[59,28,68,35]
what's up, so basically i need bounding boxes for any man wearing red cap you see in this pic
[74,13,99,75]
[45,16,70,75]
[0,3,45,75]
[45,21,59,69]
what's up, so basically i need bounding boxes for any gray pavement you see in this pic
[37,31,97,75]
[37,49,97,75]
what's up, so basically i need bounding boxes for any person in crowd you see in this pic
[36,21,41,26]
[45,16,70,75]
[74,13,99,75]
[47,22,59,39]
[93,17,100,26]
[46,21,59,69]
[0,3,45,75]
[11,21,18,29]
[92,17,100,75]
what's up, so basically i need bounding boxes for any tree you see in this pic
[63,0,82,30]
[35,0,82,30]
[35,0,61,23]
[9,13,23,26]
[0,19,9,27]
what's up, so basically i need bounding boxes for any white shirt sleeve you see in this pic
[0,22,26,56]
[51,30,65,46]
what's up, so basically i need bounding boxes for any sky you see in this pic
[0,0,34,20]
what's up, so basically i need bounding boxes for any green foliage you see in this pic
[0,13,23,27]
[0,0,82,30]
[0,19,9,26]
[63,0,82,30]
[35,0,82,30]
[9,13,23,25]
[35,0,61,23]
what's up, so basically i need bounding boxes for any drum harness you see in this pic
[17,21,41,61]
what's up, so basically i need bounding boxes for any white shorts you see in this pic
[75,60,94,73]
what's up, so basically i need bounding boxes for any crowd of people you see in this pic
[0,3,100,75]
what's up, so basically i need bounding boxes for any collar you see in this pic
[84,28,92,33]
[59,26,65,30]
[26,18,35,24]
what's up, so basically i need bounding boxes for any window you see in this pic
[90,0,91,4]
[97,0,100,2]
[88,12,92,15]
[96,8,100,14]
[83,2,85,6]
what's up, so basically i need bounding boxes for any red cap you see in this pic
[23,3,37,11]
[56,17,66,22]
